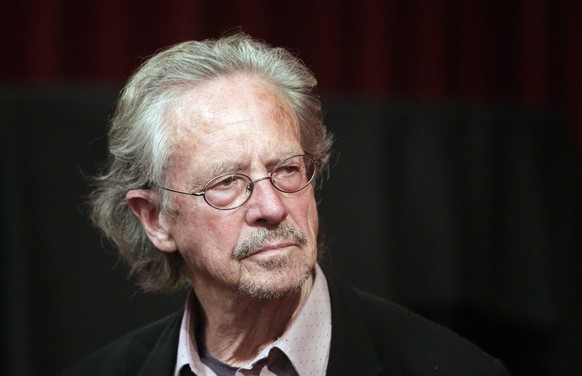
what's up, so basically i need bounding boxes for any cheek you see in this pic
[172,204,243,262]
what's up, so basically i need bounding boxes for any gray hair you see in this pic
[89,33,333,293]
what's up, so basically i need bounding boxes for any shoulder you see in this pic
[324,270,510,375]
[60,311,183,376]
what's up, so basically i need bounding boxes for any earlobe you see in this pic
[126,189,178,253]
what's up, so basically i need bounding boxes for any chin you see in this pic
[237,255,314,300]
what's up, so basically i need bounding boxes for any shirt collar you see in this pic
[174,292,208,376]
[174,263,332,375]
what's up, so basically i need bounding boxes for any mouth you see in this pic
[248,241,297,257]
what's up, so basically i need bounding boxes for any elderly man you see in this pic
[64,34,510,375]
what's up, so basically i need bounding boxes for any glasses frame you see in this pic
[157,154,318,210]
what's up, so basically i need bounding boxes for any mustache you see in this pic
[232,223,308,260]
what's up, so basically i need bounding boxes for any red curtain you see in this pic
[2,0,581,179]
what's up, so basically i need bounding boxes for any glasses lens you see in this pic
[271,155,316,193]
[204,174,252,209]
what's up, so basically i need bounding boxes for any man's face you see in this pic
[163,75,319,300]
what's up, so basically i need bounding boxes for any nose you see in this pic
[244,176,287,226]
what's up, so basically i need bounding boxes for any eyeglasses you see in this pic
[158,154,317,210]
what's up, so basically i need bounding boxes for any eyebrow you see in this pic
[188,149,303,189]
[211,160,246,177]
[188,160,245,190]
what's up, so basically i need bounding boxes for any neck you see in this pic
[192,275,314,367]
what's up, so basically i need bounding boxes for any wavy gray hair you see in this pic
[90,33,333,293]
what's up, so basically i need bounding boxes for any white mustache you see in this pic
[232,223,307,260]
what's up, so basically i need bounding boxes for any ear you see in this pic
[126,189,178,253]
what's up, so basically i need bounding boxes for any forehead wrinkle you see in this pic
[169,75,300,141]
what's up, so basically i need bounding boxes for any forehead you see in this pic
[166,75,301,169]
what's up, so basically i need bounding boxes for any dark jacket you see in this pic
[62,271,510,375]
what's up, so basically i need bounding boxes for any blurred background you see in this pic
[1,1,581,375]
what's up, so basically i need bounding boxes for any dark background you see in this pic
[2,1,581,375]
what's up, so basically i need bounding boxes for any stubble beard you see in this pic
[233,223,315,300]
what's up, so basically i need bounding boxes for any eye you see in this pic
[219,176,235,187]
[274,162,302,177]
[208,174,243,191]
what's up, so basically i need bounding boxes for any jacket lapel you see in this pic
[325,270,384,375]
[137,310,184,376]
